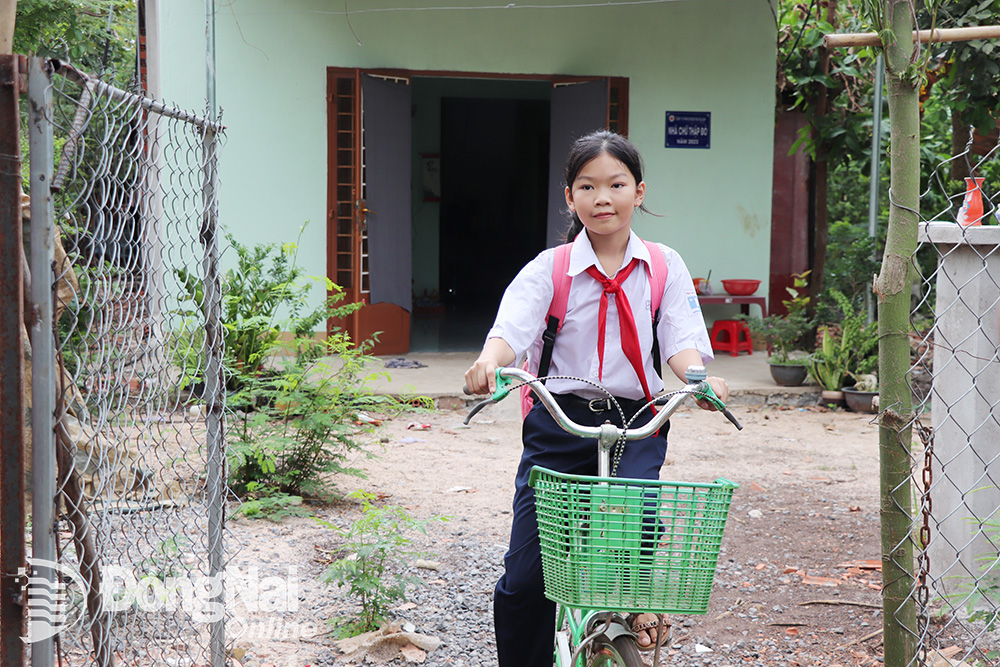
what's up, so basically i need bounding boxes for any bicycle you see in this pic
[465,364,742,667]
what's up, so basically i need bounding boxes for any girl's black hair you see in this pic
[563,130,652,241]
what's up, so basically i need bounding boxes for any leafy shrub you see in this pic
[173,223,361,406]
[175,226,431,503]
[226,330,416,499]
[814,220,880,324]
[741,312,812,365]
[320,490,447,637]
[740,271,814,364]
[806,290,878,391]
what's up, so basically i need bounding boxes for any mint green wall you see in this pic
[159,0,776,315]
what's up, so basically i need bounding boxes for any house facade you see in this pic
[152,0,778,354]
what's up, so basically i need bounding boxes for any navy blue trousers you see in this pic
[494,398,668,667]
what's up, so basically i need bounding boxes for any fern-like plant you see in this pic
[320,491,447,637]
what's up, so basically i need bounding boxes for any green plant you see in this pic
[319,490,447,637]
[740,271,814,364]
[808,325,851,391]
[227,329,426,499]
[806,290,878,391]
[174,223,362,403]
[15,0,138,81]
[137,537,186,582]
[233,488,311,522]
[783,270,812,318]
[741,312,812,364]
[964,515,1000,633]
[814,220,881,323]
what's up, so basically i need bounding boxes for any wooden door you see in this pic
[326,69,412,354]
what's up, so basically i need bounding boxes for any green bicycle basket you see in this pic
[528,467,738,614]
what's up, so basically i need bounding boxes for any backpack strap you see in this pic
[642,240,668,376]
[536,242,574,380]
[643,240,668,313]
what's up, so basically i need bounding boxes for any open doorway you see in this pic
[432,97,550,349]
[327,69,627,354]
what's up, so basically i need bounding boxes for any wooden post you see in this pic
[0,52,25,667]
[824,24,1000,48]
[876,1,920,661]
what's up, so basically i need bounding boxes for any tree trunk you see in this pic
[876,1,920,665]
[813,149,829,300]
[0,0,15,53]
[950,111,972,182]
[810,0,838,304]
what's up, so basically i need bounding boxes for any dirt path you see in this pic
[230,397,902,666]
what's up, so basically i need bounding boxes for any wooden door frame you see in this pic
[326,68,629,352]
[326,68,364,343]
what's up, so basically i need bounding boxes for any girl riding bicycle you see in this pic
[464,130,730,667]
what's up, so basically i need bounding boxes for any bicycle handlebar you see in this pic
[464,365,743,435]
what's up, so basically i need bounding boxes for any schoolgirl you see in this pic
[464,130,729,667]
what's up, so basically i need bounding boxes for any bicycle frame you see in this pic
[557,606,632,666]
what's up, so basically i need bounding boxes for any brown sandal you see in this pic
[627,614,671,651]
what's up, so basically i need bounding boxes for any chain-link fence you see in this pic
[907,131,1000,665]
[9,56,229,667]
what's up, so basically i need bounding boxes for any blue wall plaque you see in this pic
[665,111,711,149]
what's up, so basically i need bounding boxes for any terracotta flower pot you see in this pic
[820,389,845,407]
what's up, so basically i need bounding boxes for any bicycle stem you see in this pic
[595,422,621,478]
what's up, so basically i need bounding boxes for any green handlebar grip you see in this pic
[696,381,727,411]
[492,369,515,402]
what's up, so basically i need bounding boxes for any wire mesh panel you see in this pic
[27,60,229,667]
[908,133,1000,665]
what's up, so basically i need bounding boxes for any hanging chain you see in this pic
[915,418,934,667]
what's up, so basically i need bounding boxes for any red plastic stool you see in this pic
[710,319,753,357]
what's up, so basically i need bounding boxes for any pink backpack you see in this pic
[519,239,669,418]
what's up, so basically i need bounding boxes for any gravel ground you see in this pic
[223,400,998,667]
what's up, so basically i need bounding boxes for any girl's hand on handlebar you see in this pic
[696,376,729,411]
[464,357,499,395]
[465,338,516,395]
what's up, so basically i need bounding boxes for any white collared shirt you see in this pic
[486,231,713,400]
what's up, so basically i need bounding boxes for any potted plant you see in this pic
[806,325,851,402]
[806,290,878,404]
[843,372,879,413]
[741,312,813,386]
[738,272,814,386]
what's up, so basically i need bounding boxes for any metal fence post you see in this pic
[0,53,27,667]
[200,124,226,667]
[27,56,56,667]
